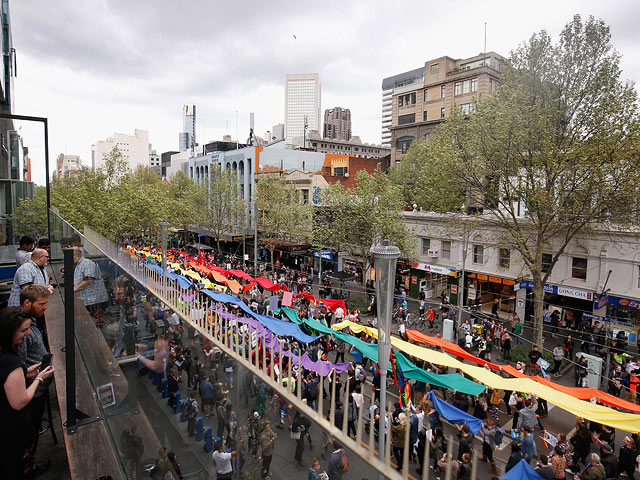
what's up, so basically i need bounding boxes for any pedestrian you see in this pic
[551,445,568,480]
[618,435,637,478]
[520,425,537,464]
[552,344,564,376]
[575,453,605,480]
[15,235,34,267]
[8,249,53,307]
[505,444,524,473]
[480,418,499,474]
[535,454,554,480]
[327,441,348,480]
[308,457,324,480]
[216,400,226,439]
[212,439,241,480]
[185,391,200,437]
[292,411,311,466]
[391,413,407,471]
[259,421,277,477]
[120,425,144,479]
[199,375,214,417]
[167,452,183,480]
[0,307,55,479]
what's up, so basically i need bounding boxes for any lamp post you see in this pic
[160,221,169,298]
[457,206,468,328]
[371,239,400,473]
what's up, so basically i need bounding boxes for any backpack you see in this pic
[494,426,504,447]
[341,449,348,473]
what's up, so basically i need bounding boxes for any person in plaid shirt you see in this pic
[552,445,568,480]
[72,247,109,308]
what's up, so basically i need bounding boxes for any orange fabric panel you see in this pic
[226,279,242,294]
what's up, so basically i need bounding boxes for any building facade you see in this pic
[323,107,351,141]
[389,52,503,165]
[403,210,640,345]
[291,130,390,159]
[92,129,154,171]
[381,67,424,147]
[272,123,284,142]
[179,103,196,152]
[54,154,83,179]
[285,73,321,141]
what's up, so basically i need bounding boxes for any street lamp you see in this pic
[370,239,400,471]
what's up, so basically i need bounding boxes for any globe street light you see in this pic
[370,239,400,470]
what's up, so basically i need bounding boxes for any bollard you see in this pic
[203,426,213,452]
[195,416,204,441]
[173,392,181,413]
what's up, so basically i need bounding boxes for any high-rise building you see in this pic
[381,67,424,147]
[92,129,155,171]
[323,107,351,141]
[54,154,83,179]
[284,73,321,141]
[272,123,285,142]
[179,103,196,152]
[389,52,504,165]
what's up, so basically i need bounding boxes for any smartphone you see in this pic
[41,353,53,369]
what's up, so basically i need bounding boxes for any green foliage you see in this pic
[315,168,414,283]
[11,186,48,238]
[396,15,640,345]
[201,165,248,254]
[508,344,568,371]
[256,175,312,270]
[167,170,206,242]
[346,298,370,313]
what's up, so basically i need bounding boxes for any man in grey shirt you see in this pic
[72,247,109,309]
[15,235,34,267]
[8,248,52,306]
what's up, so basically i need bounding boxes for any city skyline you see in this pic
[8,0,640,185]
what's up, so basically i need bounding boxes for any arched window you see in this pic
[571,246,589,280]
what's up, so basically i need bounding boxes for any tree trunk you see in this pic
[216,238,221,258]
[532,274,544,347]
[269,246,275,273]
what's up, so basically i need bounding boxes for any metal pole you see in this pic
[63,248,76,431]
[44,118,51,239]
[160,222,168,299]
[253,197,258,274]
[371,240,400,479]
[457,218,467,328]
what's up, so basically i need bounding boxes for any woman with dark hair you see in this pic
[0,307,55,478]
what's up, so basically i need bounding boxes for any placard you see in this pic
[97,383,116,408]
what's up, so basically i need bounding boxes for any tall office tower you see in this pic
[323,107,351,141]
[381,67,424,147]
[284,73,321,141]
[179,103,196,152]
[272,123,285,141]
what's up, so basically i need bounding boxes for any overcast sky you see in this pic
[10,0,640,185]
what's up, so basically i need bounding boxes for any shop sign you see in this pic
[427,249,439,257]
[516,280,593,301]
[451,285,458,294]
[313,250,333,260]
[468,286,477,300]
[596,295,640,311]
[411,276,417,284]
[412,261,457,276]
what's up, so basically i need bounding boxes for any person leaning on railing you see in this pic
[0,307,55,479]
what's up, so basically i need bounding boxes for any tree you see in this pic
[200,165,248,256]
[11,186,48,238]
[398,15,640,346]
[167,171,206,245]
[256,174,312,271]
[314,168,414,285]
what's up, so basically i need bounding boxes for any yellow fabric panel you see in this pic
[332,320,640,432]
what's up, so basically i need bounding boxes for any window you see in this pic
[542,253,553,273]
[489,78,499,92]
[460,103,475,115]
[398,96,403,107]
[440,85,446,98]
[463,80,470,94]
[334,167,348,176]
[422,238,431,255]
[442,241,451,259]
[423,111,428,122]
[572,256,588,280]
[424,89,429,102]
[301,189,309,204]
[473,245,484,264]
[471,78,478,92]
[440,108,445,119]
[398,113,415,125]
[499,248,510,269]
[454,82,462,96]
[396,136,415,152]
[431,63,440,73]
[424,132,432,142]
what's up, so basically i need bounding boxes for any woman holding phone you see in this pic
[0,307,55,478]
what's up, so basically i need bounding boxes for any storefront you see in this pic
[467,273,516,314]
[594,295,640,346]
[312,249,337,275]
[409,261,457,299]
[514,281,595,328]
[396,260,412,292]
